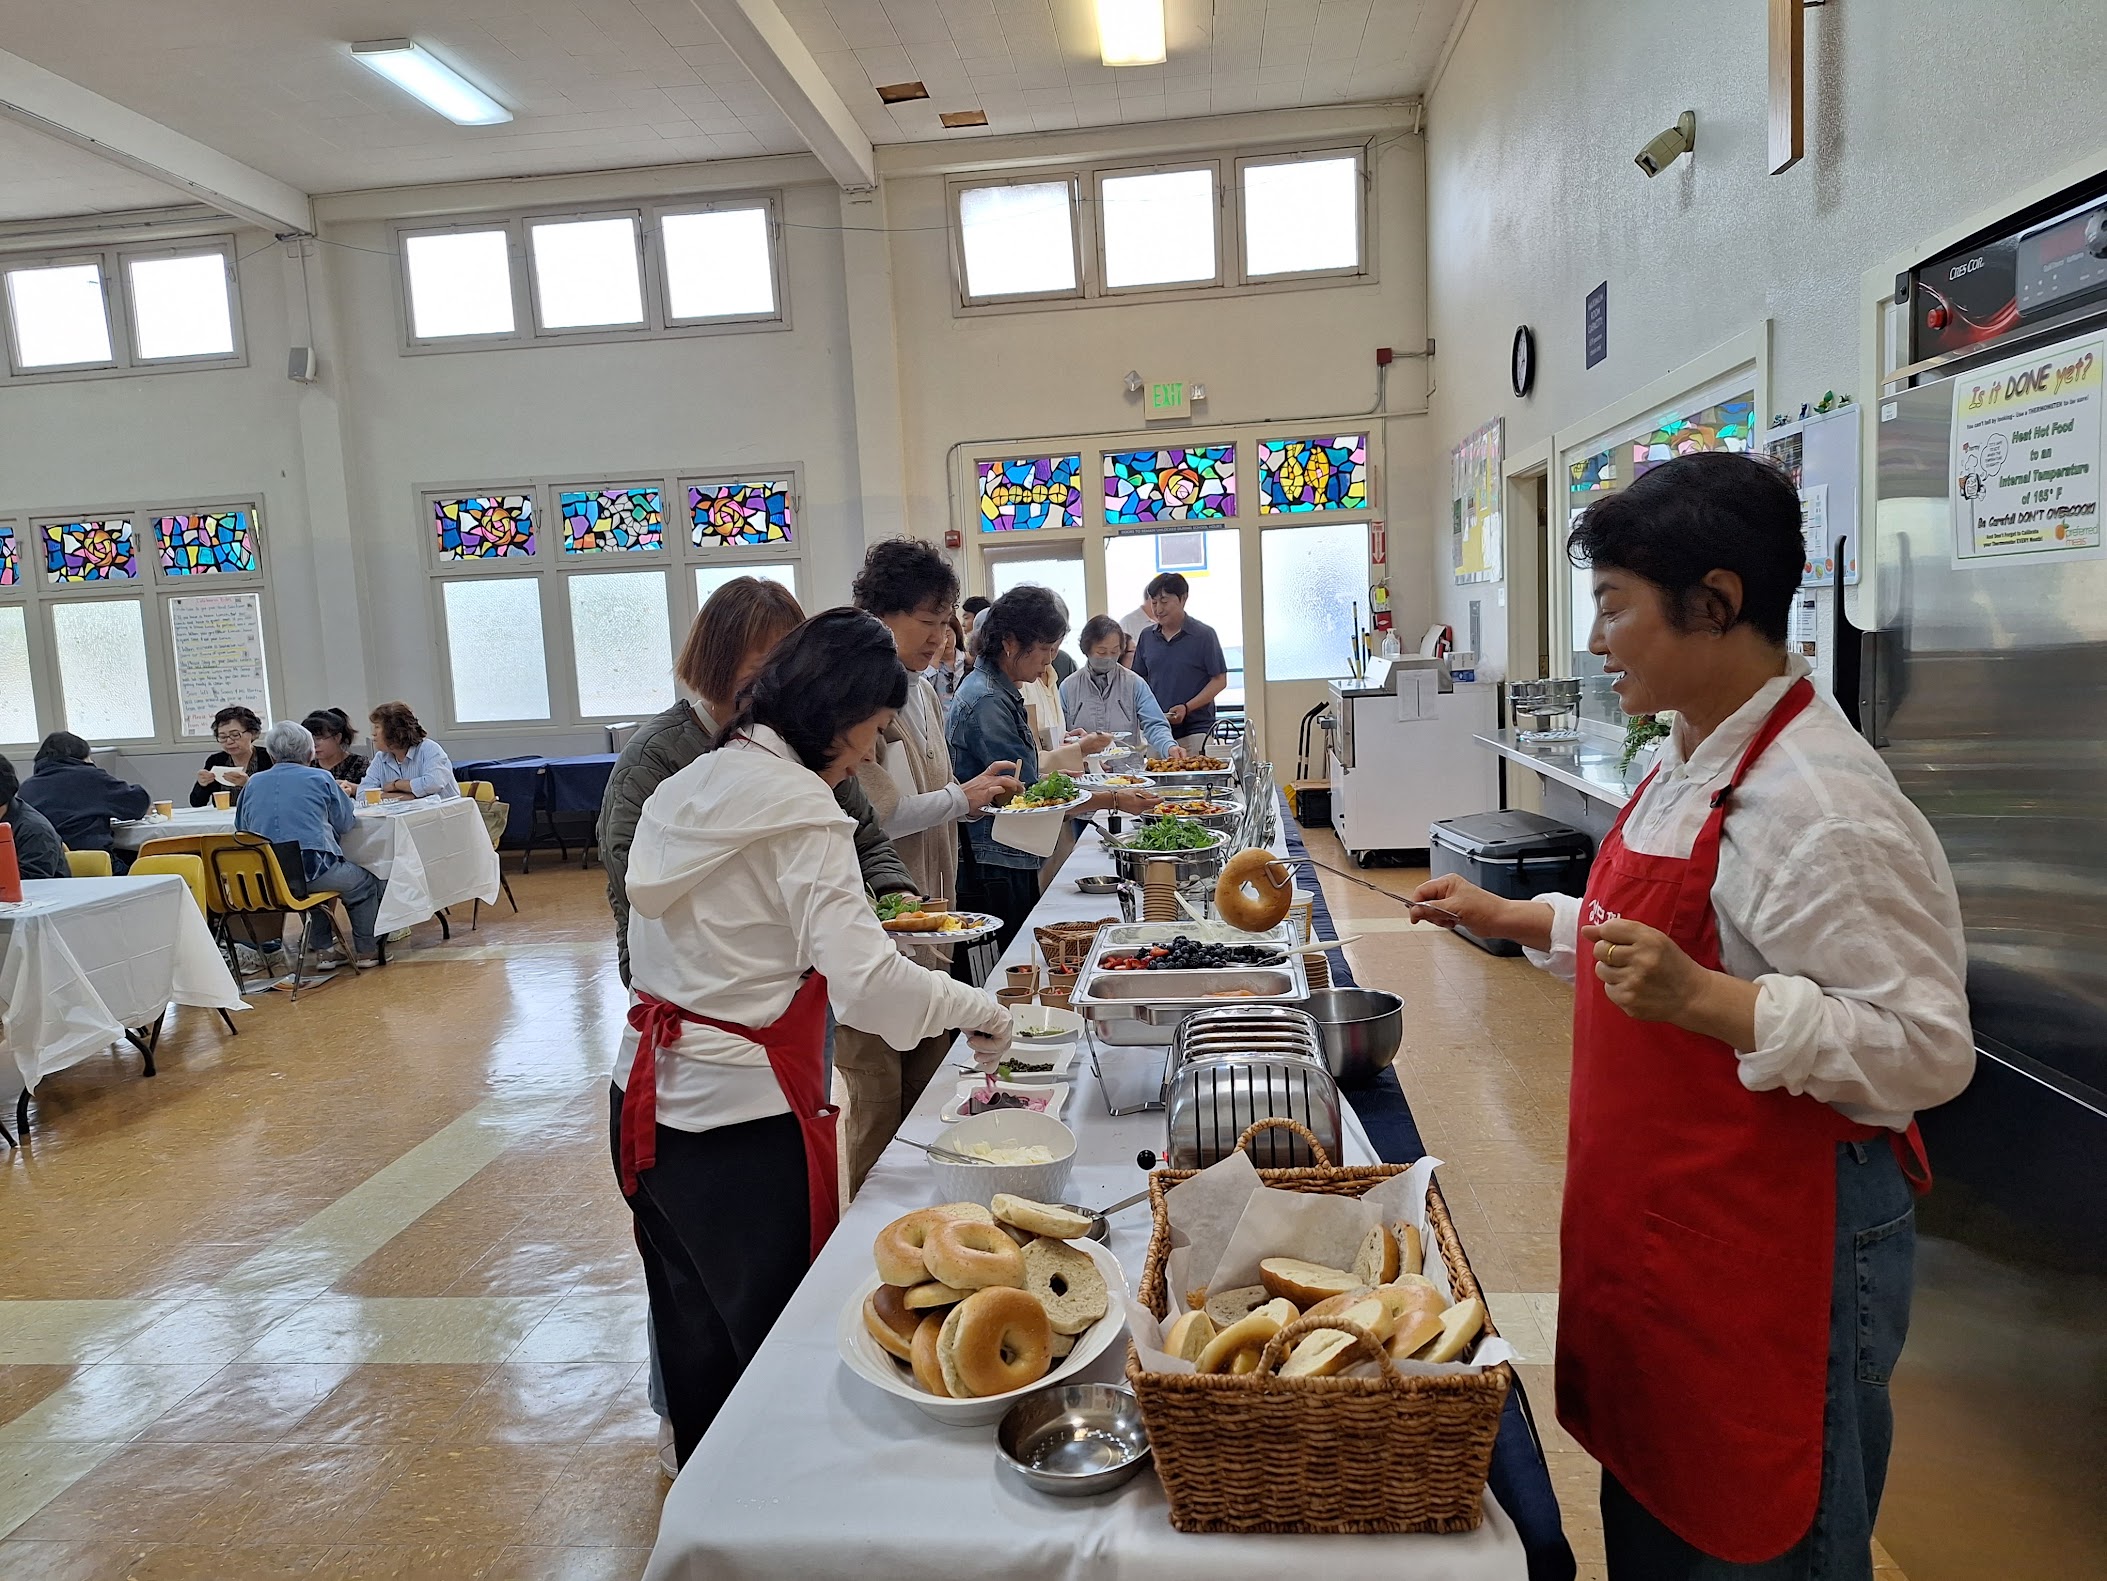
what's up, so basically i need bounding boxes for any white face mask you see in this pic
[1086,654,1121,676]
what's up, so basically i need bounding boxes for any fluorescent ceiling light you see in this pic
[1096,0,1166,67]
[351,40,511,126]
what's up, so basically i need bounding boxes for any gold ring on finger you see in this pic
[1605,944,1620,967]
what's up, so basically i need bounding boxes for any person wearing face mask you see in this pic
[1060,615,1180,763]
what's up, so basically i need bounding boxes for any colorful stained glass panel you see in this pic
[561,487,664,553]
[0,522,16,587]
[1102,445,1236,524]
[978,455,1082,533]
[688,480,792,547]
[434,494,536,560]
[1257,434,1368,514]
[42,519,138,582]
[156,510,258,575]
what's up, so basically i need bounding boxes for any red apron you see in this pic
[619,970,841,1262]
[1557,677,1930,1562]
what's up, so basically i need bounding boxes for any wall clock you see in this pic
[1511,325,1536,398]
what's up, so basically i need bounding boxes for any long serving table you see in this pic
[0,875,246,1140]
[646,817,1566,1581]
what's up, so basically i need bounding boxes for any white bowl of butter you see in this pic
[925,1108,1076,1207]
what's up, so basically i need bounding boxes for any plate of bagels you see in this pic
[839,1195,1128,1425]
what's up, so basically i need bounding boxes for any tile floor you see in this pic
[0,835,1916,1581]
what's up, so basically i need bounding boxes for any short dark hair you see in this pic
[979,585,1067,663]
[853,537,960,618]
[301,707,355,747]
[368,701,428,754]
[1078,614,1125,653]
[35,731,91,766]
[679,577,804,704]
[1145,571,1189,601]
[1566,452,1801,645]
[0,753,16,805]
[960,595,991,617]
[212,705,263,736]
[718,608,909,774]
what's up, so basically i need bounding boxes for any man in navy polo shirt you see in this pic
[1132,572,1229,752]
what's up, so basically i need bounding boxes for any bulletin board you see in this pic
[1763,405,1860,586]
[1451,418,1503,584]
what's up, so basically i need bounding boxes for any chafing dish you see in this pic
[1072,925,1310,1047]
[1140,760,1236,790]
[1162,1005,1342,1169]
[1144,793,1242,837]
[1101,825,1229,889]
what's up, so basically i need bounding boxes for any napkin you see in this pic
[992,806,1066,858]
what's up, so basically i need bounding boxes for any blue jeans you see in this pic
[1602,1141,1915,1581]
[307,858,382,954]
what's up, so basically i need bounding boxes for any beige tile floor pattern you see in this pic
[0,837,1911,1581]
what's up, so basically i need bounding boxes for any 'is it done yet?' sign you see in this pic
[1953,337,2103,566]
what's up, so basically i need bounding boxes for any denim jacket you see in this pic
[945,657,1042,870]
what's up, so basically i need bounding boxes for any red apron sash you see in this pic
[620,972,841,1262]
[1557,677,1928,1563]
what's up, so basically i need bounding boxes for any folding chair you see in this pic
[207,836,359,1002]
[63,848,114,878]
[128,852,240,1039]
[138,833,246,980]
[457,780,520,927]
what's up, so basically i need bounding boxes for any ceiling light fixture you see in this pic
[351,40,512,126]
[877,81,930,104]
[1096,0,1166,67]
[939,109,990,128]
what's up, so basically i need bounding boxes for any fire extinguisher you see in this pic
[1369,580,1393,632]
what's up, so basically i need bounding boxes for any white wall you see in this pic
[1422,0,2107,687]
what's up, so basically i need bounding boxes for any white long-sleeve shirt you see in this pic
[1529,656,1973,1131]
[616,726,1001,1134]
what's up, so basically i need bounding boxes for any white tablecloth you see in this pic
[0,876,246,1106]
[645,829,1525,1581]
[111,807,236,849]
[341,797,501,934]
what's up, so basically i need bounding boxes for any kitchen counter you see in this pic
[1476,730,1643,840]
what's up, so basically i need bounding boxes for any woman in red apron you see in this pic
[1412,453,1973,1579]
[611,610,1014,1467]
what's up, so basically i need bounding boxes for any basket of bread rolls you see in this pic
[1123,1119,1511,1535]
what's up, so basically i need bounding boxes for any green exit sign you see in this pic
[1147,379,1190,420]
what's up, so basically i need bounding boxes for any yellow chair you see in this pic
[63,848,113,878]
[457,779,519,926]
[138,833,248,980]
[208,835,357,1002]
[128,852,240,1038]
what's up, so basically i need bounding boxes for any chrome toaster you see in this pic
[1161,1005,1344,1170]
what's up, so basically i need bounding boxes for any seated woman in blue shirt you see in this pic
[237,721,383,967]
[947,587,1156,948]
[360,701,460,801]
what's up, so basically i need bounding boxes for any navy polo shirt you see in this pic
[1134,616,1228,735]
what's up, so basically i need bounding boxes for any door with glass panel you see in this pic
[984,544,1090,668]
[1102,529,1246,729]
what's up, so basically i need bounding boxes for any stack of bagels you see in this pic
[1165,1221,1487,1379]
[863,1195,1111,1400]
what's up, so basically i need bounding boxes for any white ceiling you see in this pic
[0,0,1457,218]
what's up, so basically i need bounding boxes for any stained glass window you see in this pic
[42,519,138,582]
[561,487,664,553]
[156,509,258,575]
[689,480,792,548]
[434,494,536,560]
[1257,435,1368,514]
[978,456,1082,533]
[0,522,16,586]
[1103,445,1236,524]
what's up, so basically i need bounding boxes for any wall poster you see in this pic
[170,591,270,738]
[1952,335,2102,566]
[1451,417,1503,584]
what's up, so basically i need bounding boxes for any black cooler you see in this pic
[1428,810,1595,957]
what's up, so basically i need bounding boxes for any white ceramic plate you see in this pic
[835,1238,1127,1425]
[1078,772,1154,789]
[881,911,1002,946]
[956,1043,1078,1082]
[991,791,1092,818]
[940,1080,1071,1123]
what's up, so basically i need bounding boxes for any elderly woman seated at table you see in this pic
[302,707,369,793]
[361,702,459,802]
[18,732,153,869]
[190,706,273,807]
[0,753,67,881]
[237,721,383,969]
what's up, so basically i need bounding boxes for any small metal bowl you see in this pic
[996,1383,1151,1497]
[1074,874,1122,895]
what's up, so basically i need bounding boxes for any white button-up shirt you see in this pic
[1531,656,1974,1131]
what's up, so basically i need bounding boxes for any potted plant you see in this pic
[1620,713,1671,773]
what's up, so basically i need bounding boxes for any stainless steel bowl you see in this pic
[1074,874,1122,895]
[1302,986,1405,1084]
[996,1383,1152,1497]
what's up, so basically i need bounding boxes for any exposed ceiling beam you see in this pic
[683,0,876,190]
[0,48,313,234]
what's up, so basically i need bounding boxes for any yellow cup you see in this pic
[363,789,382,806]
[211,790,232,810]
[153,800,173,818]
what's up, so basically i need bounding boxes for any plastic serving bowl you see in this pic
[925,1109,1076,1207]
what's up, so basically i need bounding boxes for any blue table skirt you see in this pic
[543,753,619,817]
[1281,801,1578,1581]
[456,758,545,848]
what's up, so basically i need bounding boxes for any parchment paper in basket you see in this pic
[992,805,1066,859]
[1159,1149,1262,1316]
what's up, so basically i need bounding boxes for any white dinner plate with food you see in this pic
[835,1238,1127,1425]
[990,792,1092,818]
[879,910,1002,945]
[940,1080,1071,1123]
[1078,772,1153,789]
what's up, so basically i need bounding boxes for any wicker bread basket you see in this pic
[1035,918,1114,974]
[1126,1119,1511,1534]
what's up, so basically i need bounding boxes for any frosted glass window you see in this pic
[51,598,155,739]
[168,590,270,738]
[662,208,776,320]
[6,262,113,368]
[986,553,1089,667]
[530,216,645,329]
[404,229,515,338]
[128,252,236,359]
[1104,530,1246,703]
[442,579,550,722]
[695,563,797,605]
[958,181,1077,300]
[1260,521,1367,681]
[569,571,673,717]
[1242,156,1361,278]
[1100,168,1217,289]
[0,605,35,743]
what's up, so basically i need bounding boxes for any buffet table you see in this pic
[647,823,1533,1581]
[340,797,502,935]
